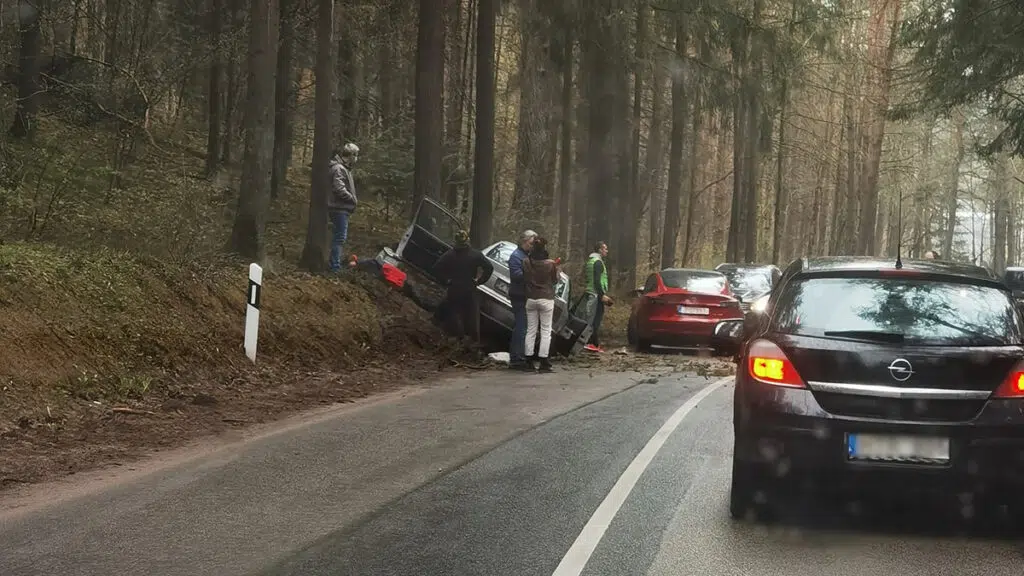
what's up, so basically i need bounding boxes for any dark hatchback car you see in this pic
[731,257,1024,519]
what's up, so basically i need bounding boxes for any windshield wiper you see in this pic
[823,330,905,343]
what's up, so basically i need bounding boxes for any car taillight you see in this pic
[720,300,739,308]
[993,364,1024,398]
[747,339,806,388]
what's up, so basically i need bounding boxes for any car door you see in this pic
[395,197,464,282]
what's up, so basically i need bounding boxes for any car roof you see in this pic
[791,256,999,283]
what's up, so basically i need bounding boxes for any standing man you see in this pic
[434,230,494,344]
[328,143,360,272]
[584,241,613,352]
[508,229,537,370]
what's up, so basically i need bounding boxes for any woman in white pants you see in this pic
[522,237,559,372]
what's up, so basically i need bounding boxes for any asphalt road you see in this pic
[2,365,1022,576]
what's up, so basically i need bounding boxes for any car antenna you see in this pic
[895,183,904,269]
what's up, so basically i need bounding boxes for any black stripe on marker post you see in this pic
[248,279,261,309]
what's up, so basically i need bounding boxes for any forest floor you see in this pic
[0,118,734,491]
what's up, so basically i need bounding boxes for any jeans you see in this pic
[510,296,528,364]
[329,211,350,271]
[585,293,605,346]
[525,298,555,358]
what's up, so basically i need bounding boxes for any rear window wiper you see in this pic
[823,330,905,343]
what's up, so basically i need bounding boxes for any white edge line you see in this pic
[550,375,732,576]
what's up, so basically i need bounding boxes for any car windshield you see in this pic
[774,276,1020,346]
[661,270,727,294]
[722,269,771,295]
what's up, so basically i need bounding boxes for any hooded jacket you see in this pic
[327,156,357,214]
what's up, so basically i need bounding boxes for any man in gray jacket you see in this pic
[328,143,359,272]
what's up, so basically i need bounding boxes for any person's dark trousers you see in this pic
[328,211,350,272]
[588,298,605,347]
[454,291,481,342]
[510,295,528,366]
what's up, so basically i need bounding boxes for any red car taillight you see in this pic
[747,339,806,388]
[993,364,1024,398]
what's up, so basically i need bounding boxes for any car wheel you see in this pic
[627,317,638,346]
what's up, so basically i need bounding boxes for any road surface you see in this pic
[1,366,1021,575]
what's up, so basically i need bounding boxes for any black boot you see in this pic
[538,357,553,372]
[524,355,537,371]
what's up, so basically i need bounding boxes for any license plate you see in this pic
[678,306,709,315]
[493,278,509,294]
[847,433,949,462]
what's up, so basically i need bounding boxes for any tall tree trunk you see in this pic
[469,0,496,246]
[912,121,934,256]
[270,0,296,201]
[646,66,667,271]
[557,32,574,254]
[993,152,1010,273]
[205,0,223,175]
[741,0,763,263]
[9,1,42,138]
[855,0,902,255]
[583,0,620,253]
[621,0,645,288]
[413,0,446,212]
[772,77,788,264]
[941,107,965,257]
[221,0,242,165]
[681,104,702,265]
[229,0,279,259]
[727,18,749,263]
[444,0,467,209]
[299,0,335,271]
[661,20,687,269]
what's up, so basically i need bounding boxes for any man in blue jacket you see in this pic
[507,229,537,370]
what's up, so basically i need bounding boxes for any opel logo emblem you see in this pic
[888,358,914,382]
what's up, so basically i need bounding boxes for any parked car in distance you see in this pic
[714,263,782,313]
[628,268,744,354]
[1004,266,1024,306]
[376,197,592,355]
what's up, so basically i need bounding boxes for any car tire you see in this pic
[627,319,651,351]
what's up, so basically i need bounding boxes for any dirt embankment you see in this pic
[0,242,462,489]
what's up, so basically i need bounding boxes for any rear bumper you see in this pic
[735,384,1024,486]
[644,317,743,348]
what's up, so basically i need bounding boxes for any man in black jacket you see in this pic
[434,230,494,343]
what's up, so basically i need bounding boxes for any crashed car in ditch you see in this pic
[376,198,592,355]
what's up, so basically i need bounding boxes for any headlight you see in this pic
[750,294,769,313]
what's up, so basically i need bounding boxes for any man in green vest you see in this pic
[583,241,613,352]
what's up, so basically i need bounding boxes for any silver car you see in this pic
[378,198,592,355]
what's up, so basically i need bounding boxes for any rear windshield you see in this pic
[722,269,772,295]
[774,277,1020,346]
[661,270,727,294]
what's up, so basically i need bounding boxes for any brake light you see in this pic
[747,339,806,388]
[993,365,1024,398]
[720,300,740,308]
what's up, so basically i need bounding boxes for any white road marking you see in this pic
[550,375,731,576]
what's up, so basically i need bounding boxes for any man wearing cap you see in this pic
[328,143,360,272]
[434,230,494,343]
[508,230,537,369]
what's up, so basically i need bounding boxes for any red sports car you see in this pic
[627,268,745,353]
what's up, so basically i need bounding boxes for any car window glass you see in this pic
[722,269,771,295]
[414,201,461,245]
[774,277,1020,346]
[660,270,726,294]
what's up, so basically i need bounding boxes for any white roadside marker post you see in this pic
[244,263,262,363]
